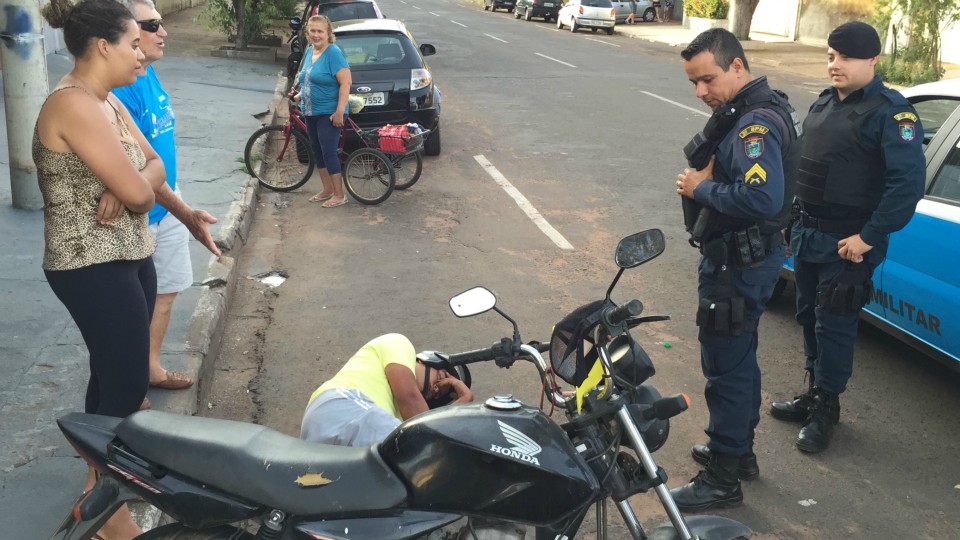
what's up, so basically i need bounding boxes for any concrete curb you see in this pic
[134,70,288,532]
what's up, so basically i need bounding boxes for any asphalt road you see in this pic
[204,1,960,538]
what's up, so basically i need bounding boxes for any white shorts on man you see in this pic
[148,190,193,294]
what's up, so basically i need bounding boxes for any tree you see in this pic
[196,0,282,50]
[728,0,761,40]
[874,0,960,84]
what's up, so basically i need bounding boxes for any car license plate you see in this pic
[363,92,386,107]
[544,2,554,5]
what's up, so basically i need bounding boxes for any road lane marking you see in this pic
[412,5,421,9]
[474,155,574,251]
[484,33,509,43]
[535,53,576,68]
[451,20,468,27]
[640,91,709,117]
[430,11,441,16]
[585,37,620,47]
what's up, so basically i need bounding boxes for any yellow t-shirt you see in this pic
[308,333,416,419]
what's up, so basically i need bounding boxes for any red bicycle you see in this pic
[243,89,426,204]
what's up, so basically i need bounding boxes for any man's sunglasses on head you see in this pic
[137,19,163,33]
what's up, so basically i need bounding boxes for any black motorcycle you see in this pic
[50,229,750,540]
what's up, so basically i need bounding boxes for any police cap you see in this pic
[828,21,881,59]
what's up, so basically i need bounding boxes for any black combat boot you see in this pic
[669,452,743,512]
[796,388,840,453]
[770,370,815,422]
[691,432,759,480]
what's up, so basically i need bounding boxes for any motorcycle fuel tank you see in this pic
[379,397,598,527]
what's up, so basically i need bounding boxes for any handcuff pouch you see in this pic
[817,262,874,315]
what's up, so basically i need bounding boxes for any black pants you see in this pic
[45,257,157,417]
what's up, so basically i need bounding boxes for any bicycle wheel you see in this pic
[243,124,314,192]
[391,150,423,190]
[343,148,395,205]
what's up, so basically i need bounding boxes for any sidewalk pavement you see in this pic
[615,20,960,82]
[0,7,285,537]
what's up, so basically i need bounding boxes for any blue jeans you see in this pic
[305,114,343,175]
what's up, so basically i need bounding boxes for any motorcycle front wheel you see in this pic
[135,524,255,539]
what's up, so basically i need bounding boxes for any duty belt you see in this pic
[799,213,866,235]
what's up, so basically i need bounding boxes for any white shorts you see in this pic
[300,388,401,447]
[148,208,193,295]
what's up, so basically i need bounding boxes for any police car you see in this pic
[777,78,960,369]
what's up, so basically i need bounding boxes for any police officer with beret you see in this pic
[770,21,925,453]
[669,28,801,512]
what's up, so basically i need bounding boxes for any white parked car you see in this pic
[556,0,616,34]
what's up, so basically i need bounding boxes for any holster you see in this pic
[817,261,874,315]
[696,242,756,337]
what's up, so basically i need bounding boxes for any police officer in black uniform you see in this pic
[770,22,925,453]
[668,29,801,512]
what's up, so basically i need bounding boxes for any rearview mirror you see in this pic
[420,43,436,57]
[615,229,665,268]
[449,286,496,318]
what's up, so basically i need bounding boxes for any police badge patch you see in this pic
[744,135,764,159]
[894,111,918,141]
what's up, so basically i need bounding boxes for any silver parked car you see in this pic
[611,0,656,23]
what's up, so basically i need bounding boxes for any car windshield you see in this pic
[315,2,379,22]
[910,97,960,143]
[337,34,414,68]
[583,0,613,6]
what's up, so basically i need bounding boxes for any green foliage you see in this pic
[871,0,960,84]
[684,0,730,19]
[195,0,288,49]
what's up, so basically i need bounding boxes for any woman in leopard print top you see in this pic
[36,0,168,538]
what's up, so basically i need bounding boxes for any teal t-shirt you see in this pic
[298,44,350,116]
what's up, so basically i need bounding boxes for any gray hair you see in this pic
[115,0,157,15]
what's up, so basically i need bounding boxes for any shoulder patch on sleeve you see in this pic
[738,124,770,139]
[744,163,767,186]
[893,111,918,122]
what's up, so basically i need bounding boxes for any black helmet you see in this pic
[416,351,472,408]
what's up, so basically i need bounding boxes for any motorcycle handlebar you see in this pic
[604,299,644,326]
[446,340,511,366]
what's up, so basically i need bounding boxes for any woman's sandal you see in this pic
[150,370,193,390]
[309,193,333,203]
[321,198,347,208]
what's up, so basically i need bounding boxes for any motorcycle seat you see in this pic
[116,410,408,517]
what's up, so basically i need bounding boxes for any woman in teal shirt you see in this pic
[296,15,352,207]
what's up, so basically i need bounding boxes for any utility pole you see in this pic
[1,0,48,210]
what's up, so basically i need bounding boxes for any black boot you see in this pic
[691,444,759,481]
[796,388,840,453]
[770,370,815,422]
[669,453,743,512]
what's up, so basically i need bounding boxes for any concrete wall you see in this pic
[796,0,873,46]
[943,20,960,65]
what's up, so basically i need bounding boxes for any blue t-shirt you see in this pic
[113,65,176,225]
[298,44,350,116]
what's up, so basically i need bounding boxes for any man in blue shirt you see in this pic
[770,22,925,453]
[114,0,222,393]
[670,28,800,512]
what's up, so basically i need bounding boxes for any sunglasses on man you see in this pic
[137,19,163,33]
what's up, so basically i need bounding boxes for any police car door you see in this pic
[876,96,960,366]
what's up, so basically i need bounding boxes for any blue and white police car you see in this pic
[777,78,960,370]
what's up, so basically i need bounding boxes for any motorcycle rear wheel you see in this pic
[134,524,255,539]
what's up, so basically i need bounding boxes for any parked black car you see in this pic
[484,0,517,13]
[304,0,383,22]
[513,0,562,21]
[333,19,443,155]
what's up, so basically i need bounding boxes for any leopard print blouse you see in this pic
[34,86,155,271]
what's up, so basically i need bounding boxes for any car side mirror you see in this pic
[420,43,436,57]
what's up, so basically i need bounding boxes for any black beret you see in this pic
[828,21,881,59]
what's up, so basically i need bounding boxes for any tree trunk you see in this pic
[729,0,761,40]
[233,0,248,50]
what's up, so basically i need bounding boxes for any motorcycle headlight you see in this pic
[608,334,655,387]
